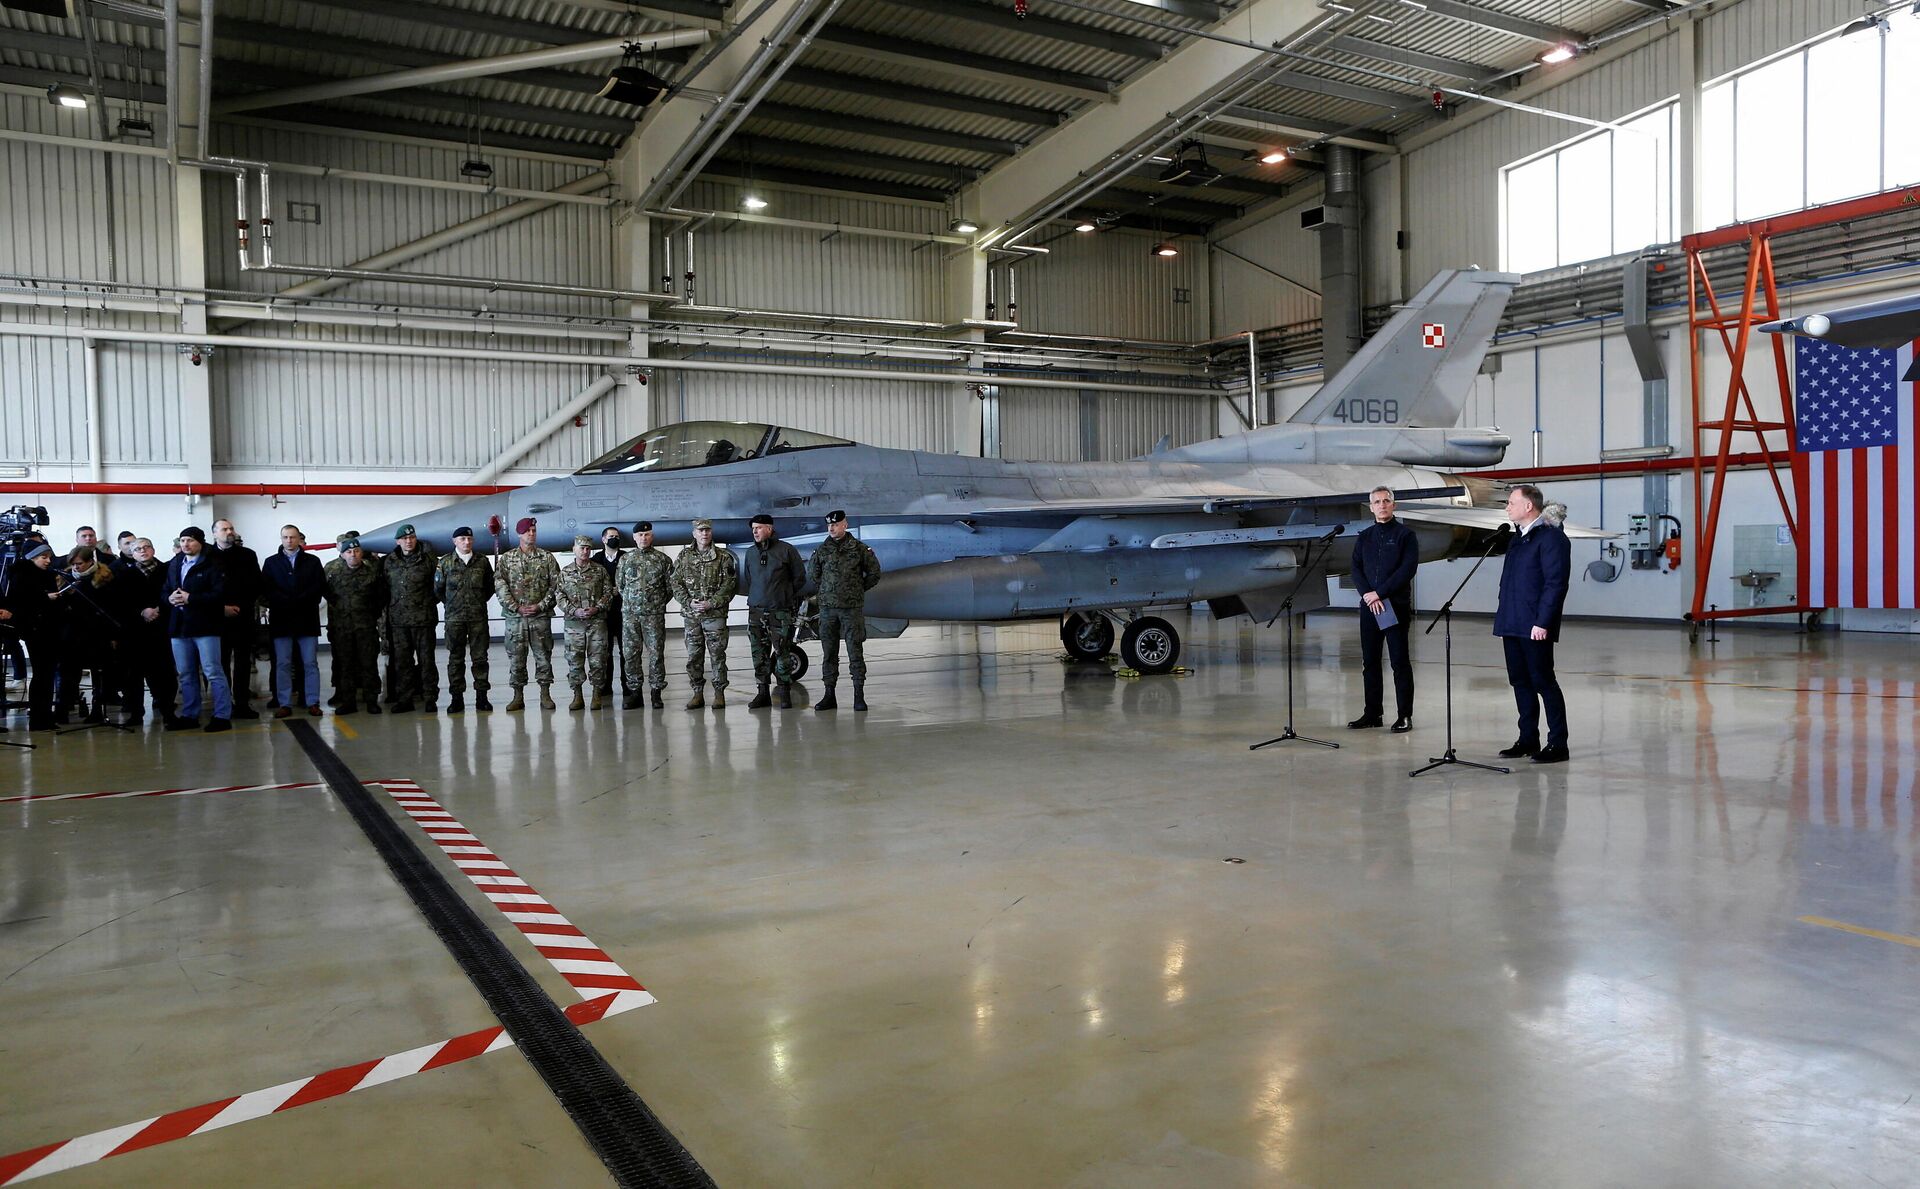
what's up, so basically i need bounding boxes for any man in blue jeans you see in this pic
[161,525,233,733]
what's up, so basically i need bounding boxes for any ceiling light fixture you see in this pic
[1159,140,1221,186]
[5,0,74,17]
[949,218,979,234]
[116,116,154,139]
[460,159,494,180]
[1260,148,1288,165]
[742,194,769,211]
[598,44,670,106]
[46,83,88,109]
[1153,240,1179,258]
[1538,43,1578,65]
[1074,220,1097,233]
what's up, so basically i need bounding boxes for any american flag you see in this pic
[1792,336,1918,608]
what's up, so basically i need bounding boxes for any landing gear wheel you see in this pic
[1060,611,1114,661]
[783,646,810,682]
[1120,616,1180,675]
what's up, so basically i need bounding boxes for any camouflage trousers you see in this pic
[388,624,439,702]
[683,612,729,690]
[443,617,490,695]
[563,616,608,691]
[818,606,868,685]
[328,619,381,702]
[504,614,554,686]
[747,607,800,687]
[621,608,669,691]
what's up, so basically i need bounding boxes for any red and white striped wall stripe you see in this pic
[0,992,631,1185]
[372,780,655,1010]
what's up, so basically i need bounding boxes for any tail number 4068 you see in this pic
[1329,398,1400,424]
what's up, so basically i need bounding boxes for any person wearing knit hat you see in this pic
[6,541,60,729]
[161,524,235,732]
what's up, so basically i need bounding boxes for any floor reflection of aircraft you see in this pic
[365,269,1611,674]
[1761,291,1920,379]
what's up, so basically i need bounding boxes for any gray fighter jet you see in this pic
[364,268,1585,674]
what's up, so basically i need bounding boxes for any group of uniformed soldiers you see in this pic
[321,511,882,715]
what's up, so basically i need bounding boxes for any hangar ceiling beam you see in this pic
[1118,0,1226,20]
[215,63,638,136]
[703,159,950,202]
[237,106,614,158]
[217,19,622,95]
[1321,35,1495,80]
[729,135,979,183]
[813,27,1117,102]
[969,0,1324,244]
[1208,104,1395,153]
[871,0,1168,60]
[1264,68,1408,108]
[212,28,708,114]
[778,66,1067,126]
[751,103,1020,156]
[285,0,719,44]
[1415,0,1586,47]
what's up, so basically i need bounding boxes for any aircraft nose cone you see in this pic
[359,496,509,555]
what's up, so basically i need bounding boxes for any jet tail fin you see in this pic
[1287,268,1518,428]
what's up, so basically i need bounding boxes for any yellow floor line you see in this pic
[333,719,358,740]
[1798,915,1920,950]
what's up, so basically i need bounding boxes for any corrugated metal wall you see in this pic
[668,365,956,453]
[1400,33,1687,285]
[0,95,180,288]
[1698,0,1864,80]
[1000,389,1215,461]
[1209,194,1322,335]
[1012,227,1208,342]
[676,180,947,321]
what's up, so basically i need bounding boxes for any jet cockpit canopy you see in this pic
[576,420,853,475]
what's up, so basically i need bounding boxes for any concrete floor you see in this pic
[2,612,1917,1187]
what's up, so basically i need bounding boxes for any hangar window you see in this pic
[1500,101,1676,274]
[1700,10,1920,229]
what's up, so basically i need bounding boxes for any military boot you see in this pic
[622,691,644,710]
[475,691,493,712]
[392,700,414,714]
[591,691,605,711]
[569,688,585,712]
[447,696,465,715]
[814,684,838,711]
[747,683,772,710]
[853,682,868,712]
[684,685,705,710]
[710,688,727,710]
[505,687,525,712]
[538,684,557,710]
[650,689,663,709]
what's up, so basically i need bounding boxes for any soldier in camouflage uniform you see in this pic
[806,509,884,712]
[671,518,737,711]
[739,513,807,710]
[496,516,561,712]
[383,523,439,712]
[557,535,614,711]
[323,534,389,714]
[434,525,495,713]
[615,520,674,710]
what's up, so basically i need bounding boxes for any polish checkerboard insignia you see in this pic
[1422,323,1445,349]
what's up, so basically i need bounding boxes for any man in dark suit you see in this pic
[1494,484,1572,764]
[262,524,326,718]
[1348,485,1418,733]
[591,526,631,703]
[211,518,262,719]
[162,526,233,732]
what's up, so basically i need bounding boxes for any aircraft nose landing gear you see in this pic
[1060,611,1115,661]
[1120,616,1180,675]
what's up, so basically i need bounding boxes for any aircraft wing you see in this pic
[963,484,1466,519]
[1759,292,1920,351]
[1395,501,1620,539]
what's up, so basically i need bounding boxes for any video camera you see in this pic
[0,504,49,539]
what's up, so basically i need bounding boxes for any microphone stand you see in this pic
[1250,527,1343,752]
[49,573,137,735]
[1409,523,1512,778]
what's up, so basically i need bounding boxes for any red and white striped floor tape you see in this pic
[0,781,336,805]
[373,779,655,1008]
[0,777,653,1184]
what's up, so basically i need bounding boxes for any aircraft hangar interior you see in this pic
[3,0,1919,1184]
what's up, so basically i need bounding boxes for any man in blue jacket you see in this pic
[262,524,326,718]
[1348,485,1418,733]
[1494,485,1571,764]
[161,525,233,732]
